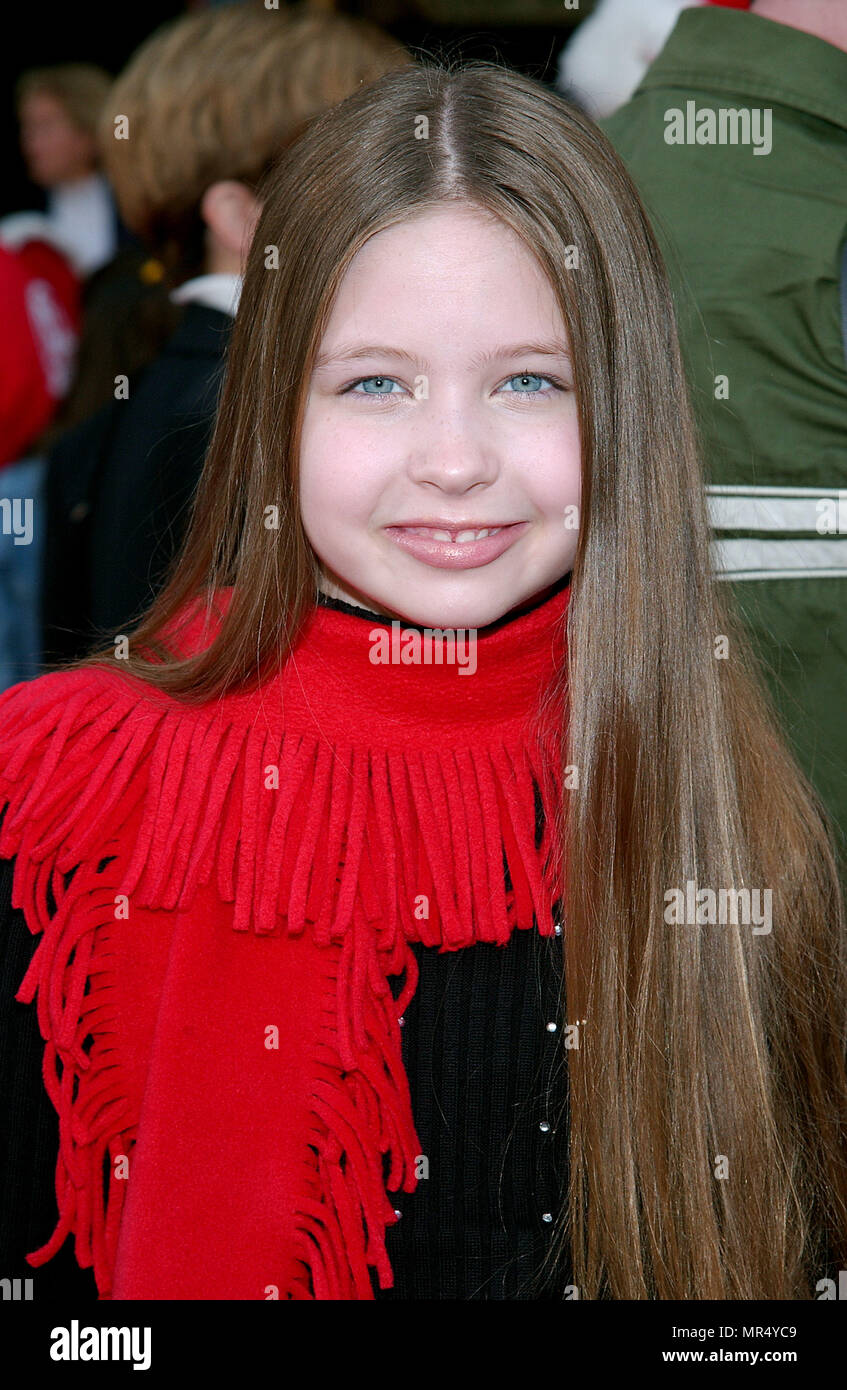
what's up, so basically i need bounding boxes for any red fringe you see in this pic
[9,843,135,1294]
[0,662,563,1299]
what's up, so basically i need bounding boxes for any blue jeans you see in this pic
[0,456,46,691]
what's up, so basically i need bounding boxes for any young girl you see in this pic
[0,60,845,1302]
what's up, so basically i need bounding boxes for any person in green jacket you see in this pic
[602,0,847,871]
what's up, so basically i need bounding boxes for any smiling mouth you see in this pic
[383,521,530,570]
[396,526,505,543]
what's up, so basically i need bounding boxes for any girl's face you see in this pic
[299,203,581,629]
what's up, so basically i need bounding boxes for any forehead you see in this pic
[321,203,564,339]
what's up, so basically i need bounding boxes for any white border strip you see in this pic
[706,485,847,533]
[711,537,847,580]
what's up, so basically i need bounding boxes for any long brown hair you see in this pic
[67,60,847,1299]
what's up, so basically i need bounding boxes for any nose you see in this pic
[405,396,500,495]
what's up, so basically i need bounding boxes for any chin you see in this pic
[383,593,521,632]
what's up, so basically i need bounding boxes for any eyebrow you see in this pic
[313,340,571,371]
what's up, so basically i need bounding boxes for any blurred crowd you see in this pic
[0,0,845,851]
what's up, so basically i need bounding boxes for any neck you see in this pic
[750,0,847,52]
[315,572,573,635]
[204,240,244,276]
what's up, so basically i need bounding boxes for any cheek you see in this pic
[299,418,374,529]
[300,404,394,510]
[517,414,582,513]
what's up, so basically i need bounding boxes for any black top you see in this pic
[376,926,569,1299]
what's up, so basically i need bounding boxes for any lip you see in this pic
[384,521,529,570]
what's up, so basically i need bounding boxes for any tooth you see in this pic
[402,526,505,541]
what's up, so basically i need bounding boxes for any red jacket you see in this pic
[0,581,569,1298]
[0,229,80,468]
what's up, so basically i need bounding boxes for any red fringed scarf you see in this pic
[0,580,570,1299]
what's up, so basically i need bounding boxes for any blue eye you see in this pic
[350,376,402,396]
[502,372,554,397]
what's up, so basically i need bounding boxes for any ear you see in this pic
[200,180,263,261]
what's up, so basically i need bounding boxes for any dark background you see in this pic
[0,0,594,218]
